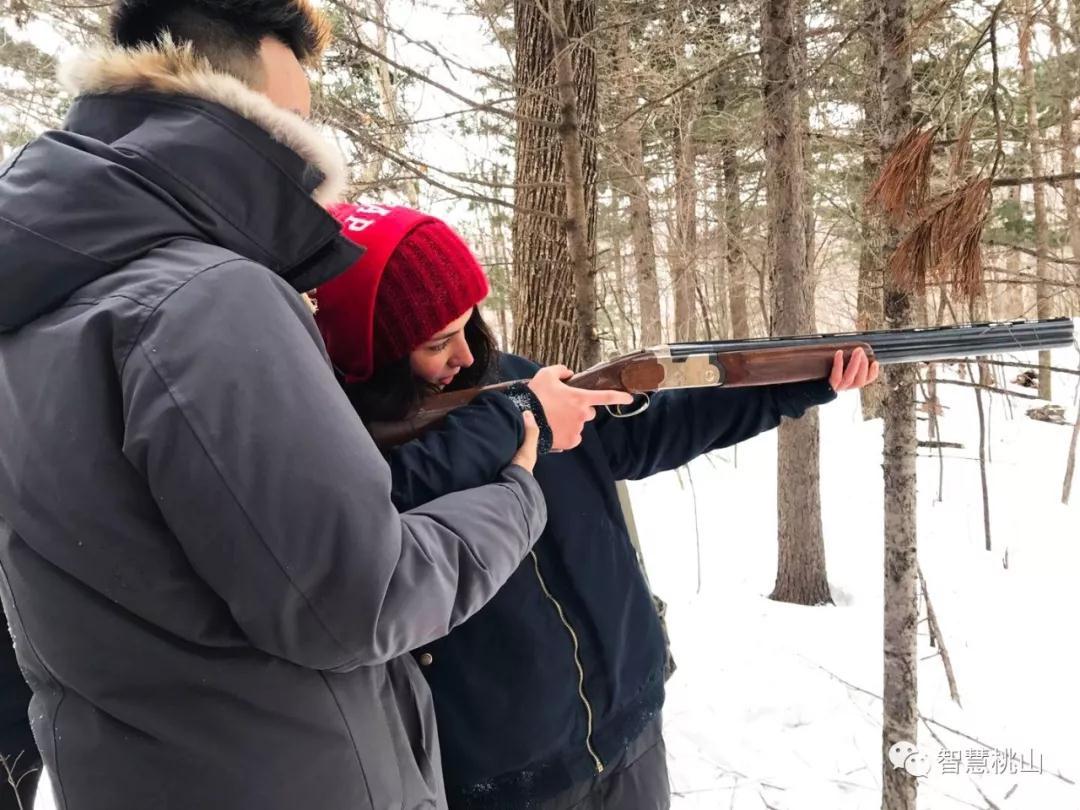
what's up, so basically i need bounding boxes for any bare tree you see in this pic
[548,0,602,366]
[723,133,751,338]
[511,0,599,366]
[763,0,830,605]
[671,82,700,341]
[1050,0,1080,308]
[857,0,886,419]
[368,0,420,207]
[1019,0,1054,399]
[876,0,919,805]
[610,19,663,346]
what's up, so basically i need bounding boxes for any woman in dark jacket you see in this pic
[312,202,878,810]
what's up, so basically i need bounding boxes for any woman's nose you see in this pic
[453,335,474,369]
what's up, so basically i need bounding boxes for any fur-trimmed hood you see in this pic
[58,39,346,203]
[0,41,358,332]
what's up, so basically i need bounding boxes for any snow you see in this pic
[31,350,1080,810]
[632,348,1080,809]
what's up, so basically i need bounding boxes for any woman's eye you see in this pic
[428,341,451,353]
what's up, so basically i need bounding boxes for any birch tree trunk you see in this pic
[512,0,598,367]
[878,0,919,802]
[1019,0,1053,399]
[763,0,830,606]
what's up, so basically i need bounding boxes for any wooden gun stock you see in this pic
[366,381,514,448]
[716,344,873,387]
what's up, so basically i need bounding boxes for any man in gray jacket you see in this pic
[0,2,630,808]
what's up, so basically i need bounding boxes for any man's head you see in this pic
[109,0,330,117]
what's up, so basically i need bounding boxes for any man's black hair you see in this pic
[109,0,330,66]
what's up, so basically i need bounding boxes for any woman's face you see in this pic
[409,308,475,388]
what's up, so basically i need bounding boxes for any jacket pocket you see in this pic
[384,657,441,806]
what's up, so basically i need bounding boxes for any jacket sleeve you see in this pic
[386,392,524,512]
[595,380,837,481]
[119,259,547,671]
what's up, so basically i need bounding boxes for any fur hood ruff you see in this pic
[58,39,346,204]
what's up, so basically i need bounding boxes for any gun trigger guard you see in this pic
[606,393,651,418]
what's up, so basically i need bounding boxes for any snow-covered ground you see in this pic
[633,348,1080,809]
[31,349,1079,810]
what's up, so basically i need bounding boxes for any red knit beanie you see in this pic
[313,201,490,383]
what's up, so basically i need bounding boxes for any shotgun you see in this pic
[367,317,1077,448]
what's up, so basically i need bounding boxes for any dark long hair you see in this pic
[342,308,500,424]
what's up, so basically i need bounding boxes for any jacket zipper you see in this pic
[529,550,605,774]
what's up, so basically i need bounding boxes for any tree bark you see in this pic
[723,136,750,338]
[713,165,732,339]
[763,0,830,606]
[878,0,919,803]
[512,0,598,367]
[1051,3,1080,311]
[372,0,420,207]
[1019,0,1053,399]
[999,189,1027,318]
[485,205,513,350]
[672,92,699,342]
[547,0,601,367]
[858,0,885,419]
[611,22,663,346]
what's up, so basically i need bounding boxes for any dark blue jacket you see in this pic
[385,353,836,808]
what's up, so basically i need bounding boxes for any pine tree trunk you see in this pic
[512,0,598,367]
[489,208,513,350]
[714,166,732,340]
[878,0,918,803]
[1052,4,1080,310]
[763,0,830,606]
[1019,0,1053,399]
[723,137,750,338]
[858,0,886,419]
[372,0,420,208]
[999,188,1026,318]
[611,22,663,346]
[548,0,600,367]
[672,94,699,342]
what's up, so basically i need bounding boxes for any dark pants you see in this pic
[534,719,670,810]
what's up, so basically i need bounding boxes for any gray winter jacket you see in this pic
[0,44,546,810]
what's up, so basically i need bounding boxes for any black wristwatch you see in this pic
[503,382,554,455]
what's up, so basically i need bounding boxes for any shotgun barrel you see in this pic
[663,317,1076,364]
